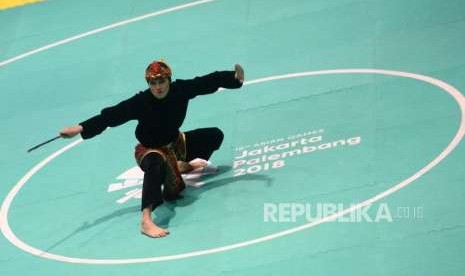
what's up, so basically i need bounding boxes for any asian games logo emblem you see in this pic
[106,160,218,204]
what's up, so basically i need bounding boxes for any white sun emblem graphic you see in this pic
[107,159,217,204]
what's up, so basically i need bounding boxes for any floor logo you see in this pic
[233,129,362,176]
[106,161,218,204]
[107,166,144,204]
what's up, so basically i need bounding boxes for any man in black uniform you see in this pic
[60,60,245,238]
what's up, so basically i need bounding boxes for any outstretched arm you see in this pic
[178,64,245,99]
[59,93,142,140]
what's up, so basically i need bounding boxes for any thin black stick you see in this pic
[27,135,61,153]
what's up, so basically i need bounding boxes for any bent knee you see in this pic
[211,127,224,148]
[140,153,165,172]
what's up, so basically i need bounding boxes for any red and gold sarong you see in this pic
[135,132,187,200]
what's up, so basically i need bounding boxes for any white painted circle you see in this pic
[1,0,464,266]
[1,68,464,264]
[0,0,217,68]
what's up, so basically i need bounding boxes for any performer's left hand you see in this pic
[234,64,244,83]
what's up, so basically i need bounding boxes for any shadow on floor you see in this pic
[45,165,273,249]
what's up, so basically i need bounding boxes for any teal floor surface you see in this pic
[1,0,465,275]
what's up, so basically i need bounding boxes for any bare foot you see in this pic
[140,220,170,238]
[177,158,208,173]
[190,158,208,168]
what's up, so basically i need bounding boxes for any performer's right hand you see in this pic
[60,125,83,138]
[234,64,244,83]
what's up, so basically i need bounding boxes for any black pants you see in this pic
[139,127,224,211]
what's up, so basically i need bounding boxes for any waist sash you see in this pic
[135,132,186,200]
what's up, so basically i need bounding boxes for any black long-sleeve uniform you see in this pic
[79,71,242,147]
[79,70,242,210]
